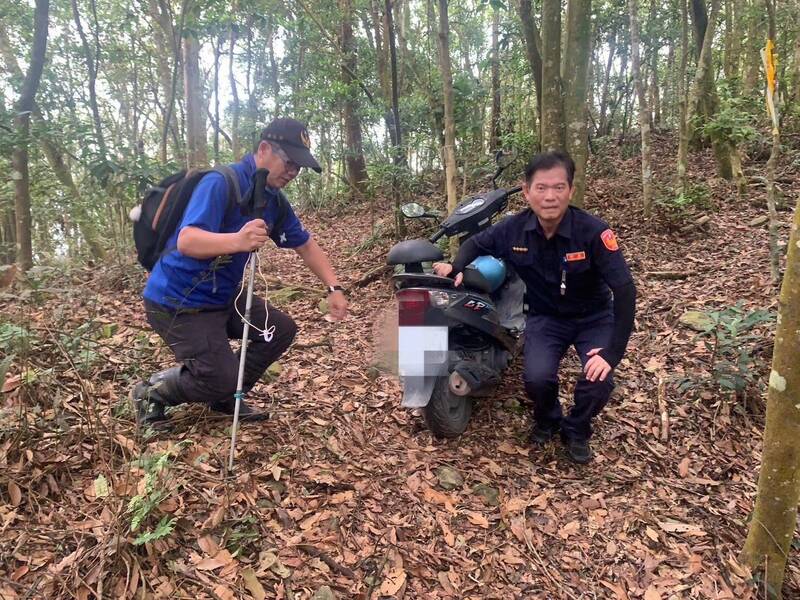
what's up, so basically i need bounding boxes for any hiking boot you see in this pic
[563,437,592,464]
[130,380,169,426]
[130,366,185,427]
[209,398,268,422]
[529,424,556,446]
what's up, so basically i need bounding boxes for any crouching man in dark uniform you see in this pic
[434,151,636,463]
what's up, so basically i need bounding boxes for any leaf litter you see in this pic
[0,137,798,598]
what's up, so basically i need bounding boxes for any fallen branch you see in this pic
[353,265,393,289]
[292,338,333,350]
[646,270,690,280]
[658,377,669,442]
[296,544,355,578]
[679,215,711,234]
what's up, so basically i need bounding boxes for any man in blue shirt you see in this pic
[435,151,636,463]
[132,118,348,425]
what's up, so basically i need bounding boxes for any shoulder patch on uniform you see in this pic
[600,229,619,251]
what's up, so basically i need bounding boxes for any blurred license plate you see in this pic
[398,326,448,377]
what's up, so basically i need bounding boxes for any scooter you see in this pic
[387,162,526,437]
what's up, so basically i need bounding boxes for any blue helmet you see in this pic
[467,255,507,293]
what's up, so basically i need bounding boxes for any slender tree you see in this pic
[562,0,592,207]
[10,0,50,270]
[340,0,369,196]
[676,0,690,193]
[489,4,501,151]
[739,195,800,599]
[540,0,564,150]
[628,0,654,216]
[183,5,208,168]
[436,0,458,253]
[516,0,544,121]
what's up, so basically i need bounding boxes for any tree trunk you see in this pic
[628,0,653,217]
[436,0,458,254]
[562,0,592,207]
[70,0,107,161]
[743,0,763,93]
[650,51,661,129]
[598,32,617,136]
[676,0,690,193]
[540,0,565,150]
[149,0,181,163]
[689,0,718,138]
[687,0,732,179]
[739,181,800,599]
[516,0,544,123]
[0,27,104,259]
[266,15,280,109]
[183,31,207,168]
[341,0,369,196]
[794,23,800,105]
[12,0,49,271]
[723,0,734,80]
[387,0,406,238]
[212,35,221,164]
[228,14,241,159]
[763,0,779,283]
[489,5,501,151]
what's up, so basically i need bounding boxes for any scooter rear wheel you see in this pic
[424,377,474,438]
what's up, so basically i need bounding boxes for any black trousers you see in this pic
[144,296,297,406]
[523,309,615,441]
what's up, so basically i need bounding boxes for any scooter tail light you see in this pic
[397,289,429,326]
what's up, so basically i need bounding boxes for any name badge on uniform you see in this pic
[512,246,528,253]
[565,251,586,262]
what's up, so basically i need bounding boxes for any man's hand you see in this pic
[584,348,612,382]
[328,290,348,321]
[433,262,463,286]
[237,219,269,252]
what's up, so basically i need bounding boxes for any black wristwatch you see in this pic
[327,285,345,295]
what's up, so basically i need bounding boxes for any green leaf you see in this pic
[133,516,176,545]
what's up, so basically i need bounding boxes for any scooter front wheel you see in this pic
[424,377,474,438]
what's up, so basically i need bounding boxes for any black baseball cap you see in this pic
[258,118,322,173]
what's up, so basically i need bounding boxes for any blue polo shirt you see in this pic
[143,154,310,309]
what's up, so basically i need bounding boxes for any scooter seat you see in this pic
[387,239,444,265]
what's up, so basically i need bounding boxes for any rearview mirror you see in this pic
[401,202,426,218]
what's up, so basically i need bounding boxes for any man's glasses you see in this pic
[272,144,301,173]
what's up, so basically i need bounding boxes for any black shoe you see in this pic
[209,399,268,422]
[563,437,592,464]
[529,424,556,445]
[130,381,169,426]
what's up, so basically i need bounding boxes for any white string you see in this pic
[234,252,275,342]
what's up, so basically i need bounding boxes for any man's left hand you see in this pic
[584,348,612,382]
[328,290,348,321]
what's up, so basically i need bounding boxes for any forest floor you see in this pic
[1,135,799,599]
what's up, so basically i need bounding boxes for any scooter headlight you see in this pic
[429,290,450,308]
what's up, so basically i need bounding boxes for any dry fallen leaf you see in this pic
[465,511,490,529]
[436,514,455,546]
[558,520,580,539]
[194,549,233,571]
[8,481,21,507]
[644,585,662,600]
[241,567,266,600]
[378,566,406,596]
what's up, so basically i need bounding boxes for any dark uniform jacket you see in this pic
[452,206,636,367]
